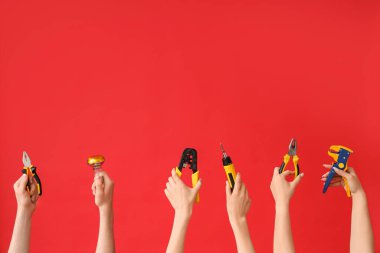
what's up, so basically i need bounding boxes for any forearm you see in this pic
[8,209,32,253]
[274,203,295,253]
[96,206,115,253]
[350,190,374,253]
[230,218,255,253]
[166,212,191,253]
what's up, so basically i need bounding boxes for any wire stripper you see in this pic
[323,145,353,197]
[175,148,200,203]
[279,138,300,177]
[220,143,237,191]
[22,151,42,196]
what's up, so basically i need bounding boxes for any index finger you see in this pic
[234,173,242,193]
[171,168,180,182]
[273,167,280,176]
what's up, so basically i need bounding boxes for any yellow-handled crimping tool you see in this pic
[220,143,237,191]
[323,145,353,197]
[22,151,42,196]
[279,138,300,177]
[175,148,200,203]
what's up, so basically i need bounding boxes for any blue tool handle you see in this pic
[323,168,336,193]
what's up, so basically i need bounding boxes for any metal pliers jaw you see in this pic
[279,138,300,177]
[323,145,353,197]
[22,151,42,196]
[175,148,200,203]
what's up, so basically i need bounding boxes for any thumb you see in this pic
[20,174,29,187]
[193,179,202,194]
[17,174,29,192]
[291,172,304,188]
[225,181,232,199]
[333,167,350,178]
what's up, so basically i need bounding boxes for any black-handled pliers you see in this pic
[22,151,42,195]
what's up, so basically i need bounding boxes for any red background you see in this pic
[1,0,379,252]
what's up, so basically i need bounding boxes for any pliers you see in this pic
[323,145,353,197]
[279,138,300,177]
[22,151,42,196]
[175,148,200,203]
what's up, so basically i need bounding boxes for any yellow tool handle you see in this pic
[175,167,182,177]
[224,164,236,190]
[192,171,200,203]
[292,155,300,177]
[279,154,290,173]
[343,178,351,197]
[343,166,351,197]
[283,154,290,166]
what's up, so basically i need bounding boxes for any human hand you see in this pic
[92,171,114,210]
[226,173,252,227]
[270,168,304,207]
[321,165,363,196]
[164,169,202,219]
[13,174,39,215]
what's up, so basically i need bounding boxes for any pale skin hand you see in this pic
[8,174,40,253]
[91,171,115,253]
[226,173,255,253]
[165,168,202,253]
[321,165,374,253]
[270,168,304,253]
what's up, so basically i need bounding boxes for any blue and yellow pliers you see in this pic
[279,138,300,177]
[323,145,353,197]
[22,151,42,196]
[175,148,200,203]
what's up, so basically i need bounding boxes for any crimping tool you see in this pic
[22,151,42,196]
[220,143,237,191]
[323,145,353,197]
[279,138,300,177]
[175,148,200,203]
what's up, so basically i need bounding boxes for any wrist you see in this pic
[230,216,249,235]
[352,188,366,202]
[99,204,113,214]
[17,206,34,218]
[229,215,247,230]
[275,200,290,211]
[174,209,192,222]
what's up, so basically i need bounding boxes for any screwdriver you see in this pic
[220,143,237,191]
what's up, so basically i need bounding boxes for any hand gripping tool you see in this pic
[323,145,353,197]
[175,148,200,203]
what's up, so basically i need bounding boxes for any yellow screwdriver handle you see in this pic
[224,164,237,190]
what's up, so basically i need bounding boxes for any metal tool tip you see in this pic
[220,143,225,152]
